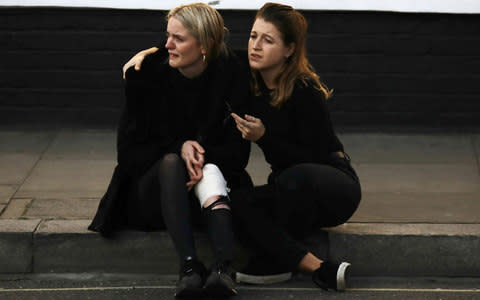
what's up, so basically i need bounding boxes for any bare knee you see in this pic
[203,195,220,208]
[203,196,231,211]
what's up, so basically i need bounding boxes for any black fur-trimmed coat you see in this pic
[88,48,251,237]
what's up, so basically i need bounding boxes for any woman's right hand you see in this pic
[181,141,205,190]
[186,164,203,191]
[122,46,159,79]
[231,113,265,142]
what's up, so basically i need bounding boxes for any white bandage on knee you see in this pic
[194,164,229,207]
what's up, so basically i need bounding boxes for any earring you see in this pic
[203,54,206,62]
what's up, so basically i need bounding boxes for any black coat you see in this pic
[89,48,251,237]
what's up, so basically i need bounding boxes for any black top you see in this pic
[168,68,208,138]
[253,78,343,178]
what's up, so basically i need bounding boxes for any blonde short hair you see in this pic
[168,3,227,62]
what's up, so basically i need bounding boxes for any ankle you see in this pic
[180,257,206,277]
[298,252,323,273]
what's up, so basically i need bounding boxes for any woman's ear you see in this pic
[286,43,295,59]
[206,38,215,54]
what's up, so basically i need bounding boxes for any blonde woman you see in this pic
[89,3,251,297]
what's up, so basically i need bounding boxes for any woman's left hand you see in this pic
[231,113,265,142]
[122,46,159,79]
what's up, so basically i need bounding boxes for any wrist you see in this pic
[255,128,268,144]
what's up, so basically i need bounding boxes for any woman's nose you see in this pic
[252,39,261,50]
[165,37,174,49]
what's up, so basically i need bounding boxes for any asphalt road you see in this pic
[1,274,478,300]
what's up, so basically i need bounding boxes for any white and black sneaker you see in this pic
[312,261,351,291]
[235,256,292,285]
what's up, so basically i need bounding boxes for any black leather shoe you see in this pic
[204,261,237,297]
[175,257,207,298]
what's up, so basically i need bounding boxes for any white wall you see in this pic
[2,0,480,13]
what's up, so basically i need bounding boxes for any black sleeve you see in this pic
[202,52,251,173]
[203,108,251,174]
[116,63,176,177]
[257,85,343,167]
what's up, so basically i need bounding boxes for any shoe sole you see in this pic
[336,262,351,291]
[235,271,292,285]
[205,282,237,297]
[205,273,237,297]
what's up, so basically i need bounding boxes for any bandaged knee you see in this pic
[194,164,229,207]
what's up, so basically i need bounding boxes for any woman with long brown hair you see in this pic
[229,3,361,291]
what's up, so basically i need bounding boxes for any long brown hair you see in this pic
[252,2,332,107]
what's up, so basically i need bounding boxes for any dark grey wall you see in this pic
[1,7,479,128]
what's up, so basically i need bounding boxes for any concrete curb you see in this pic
[1,220,479,276]
[327,223,480,276]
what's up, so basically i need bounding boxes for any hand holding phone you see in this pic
[231,113,265,142]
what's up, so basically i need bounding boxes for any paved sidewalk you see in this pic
[1,128,479,276]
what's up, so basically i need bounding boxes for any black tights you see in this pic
[231,163,361,271]
[136,153,233,264]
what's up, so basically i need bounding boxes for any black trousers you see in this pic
[123,153,233,264]
[231,163,361,271]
